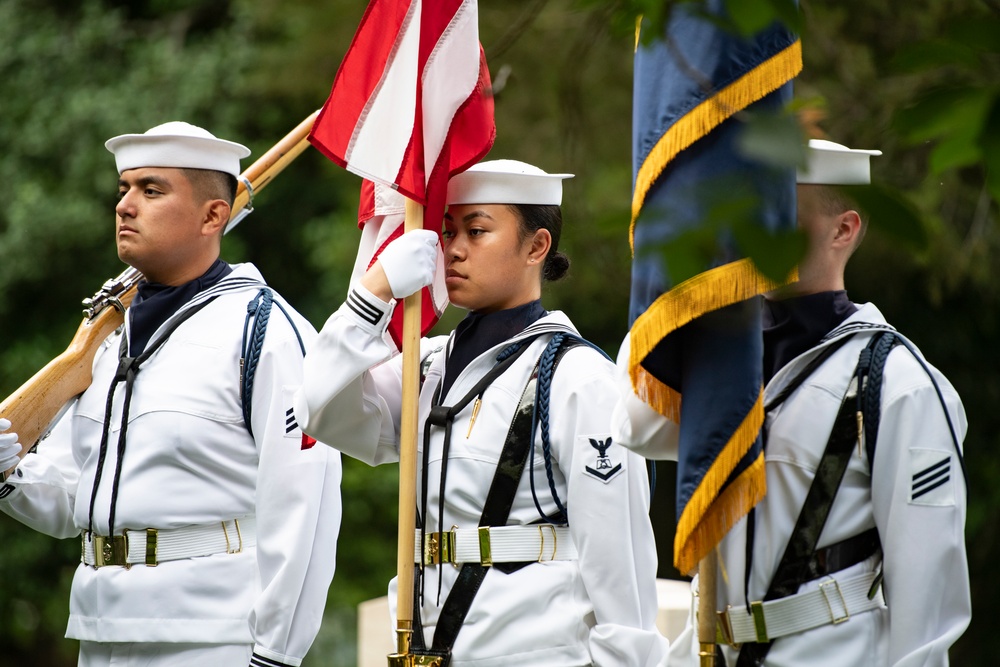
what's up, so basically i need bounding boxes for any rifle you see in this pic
[0,110,319,465]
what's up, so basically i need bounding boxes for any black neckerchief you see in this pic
[128,258,233,356]
[762,290,857,384]
[89,290,223,539]
[441,299,547,399]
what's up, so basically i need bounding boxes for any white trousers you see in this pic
[78,641,252,667]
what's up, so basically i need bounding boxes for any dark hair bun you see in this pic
[543,251,570,282]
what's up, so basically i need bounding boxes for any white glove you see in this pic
[377,229,440,299]
[0,418,22,473]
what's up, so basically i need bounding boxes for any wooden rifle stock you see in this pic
[0,110,319,462]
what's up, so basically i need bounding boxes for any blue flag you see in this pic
[628,1,800,574]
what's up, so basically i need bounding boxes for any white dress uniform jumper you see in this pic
[615,140,970,666]
[295,288,667,667]
[1,122,341,667]
[0,263,342,667]
[620,303,970,666]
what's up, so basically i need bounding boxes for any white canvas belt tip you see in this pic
[721,570,885,644]
[82,518,256,568]
[415,525,577,566]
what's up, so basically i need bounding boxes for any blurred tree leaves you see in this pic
[0,0,998,665]
[890,12,1000,192]
[842,183,930,250]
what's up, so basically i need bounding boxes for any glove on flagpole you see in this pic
[308,0,495,660]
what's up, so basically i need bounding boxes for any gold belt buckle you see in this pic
[92,533,129,569]
[478,526,492,567]
[145,528,158,566]
[717,607,740,647]
[537,525,558,562]
[423,530,455,565]
[751,600,769,642]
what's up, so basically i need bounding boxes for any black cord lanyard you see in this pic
[86,296,218,540]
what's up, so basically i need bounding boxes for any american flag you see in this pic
[309,0,495,343]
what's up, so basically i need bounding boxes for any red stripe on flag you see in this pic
[310,0,418,180]
[357,178,377,229]
[417,0,466,63]
[311,0,495,341]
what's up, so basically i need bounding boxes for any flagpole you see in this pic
[389,197,425,666]
[698,550,718,666]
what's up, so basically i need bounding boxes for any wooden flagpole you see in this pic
[388,197,426,666]
[698,549,719,666]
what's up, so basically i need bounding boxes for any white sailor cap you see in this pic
[105,121,251,178]
[797,139,882,185]
[447,159,574,206]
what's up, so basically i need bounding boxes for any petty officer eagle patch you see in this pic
[584,436,623,483]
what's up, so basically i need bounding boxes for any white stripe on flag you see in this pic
[421,0,481,180]
[345,0,420,184]
[350,182,406,290]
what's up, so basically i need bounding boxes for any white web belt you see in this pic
[415,525,577,566]
[719,570,885,644]
[82,518,256,568]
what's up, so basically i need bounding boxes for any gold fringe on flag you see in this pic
[628,257,790,419]
[627,38,803,573]
[629,39,803,252]
[629,258,791,573]
[673,391,767,575]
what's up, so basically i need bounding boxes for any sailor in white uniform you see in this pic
[614,140,970,666]
[0,122,342,667]
[295,160,667,666]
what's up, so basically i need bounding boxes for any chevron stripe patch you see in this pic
[909,449,954,506]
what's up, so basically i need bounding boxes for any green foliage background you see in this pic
[0,0,997,665]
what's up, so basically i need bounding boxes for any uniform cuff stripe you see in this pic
[346,289,384,326]
[250,652,292,667]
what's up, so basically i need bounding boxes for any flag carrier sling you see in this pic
[404,333,586,666]
[713,329,965,666]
